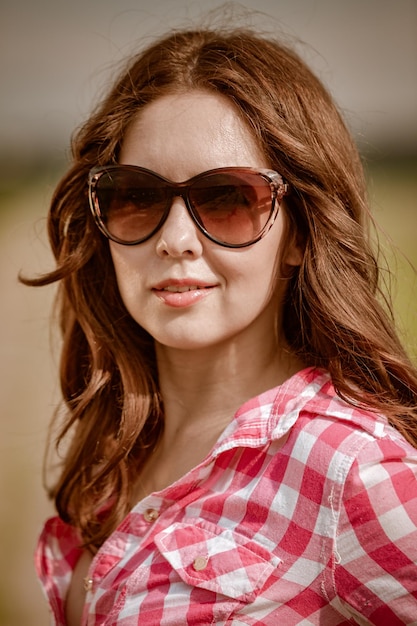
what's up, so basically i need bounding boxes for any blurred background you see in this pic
[1,0,416,623]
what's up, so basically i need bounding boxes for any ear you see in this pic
[283,234,304,267]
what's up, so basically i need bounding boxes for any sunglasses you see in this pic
[88,165,289,248]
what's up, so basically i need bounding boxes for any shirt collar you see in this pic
[211,366,387,458]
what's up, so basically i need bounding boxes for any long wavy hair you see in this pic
[22,27,417,549]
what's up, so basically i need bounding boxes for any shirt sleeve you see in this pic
[334,434,417,625]
[35,516,83,626]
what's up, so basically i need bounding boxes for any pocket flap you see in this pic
[155,519,281,602]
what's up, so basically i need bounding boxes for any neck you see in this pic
[130,329,304,500]
[155,332,303,444]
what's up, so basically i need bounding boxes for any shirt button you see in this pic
[143,508,159,523]
[193,556,209,571]
[83,577,94,592]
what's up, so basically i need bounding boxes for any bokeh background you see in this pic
[1,0,416,624]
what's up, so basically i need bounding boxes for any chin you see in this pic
[155,336,217,352]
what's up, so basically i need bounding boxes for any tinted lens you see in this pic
[95,169,169,243]
[189,171,273,245]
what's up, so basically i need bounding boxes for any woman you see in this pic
[25,26,417,625]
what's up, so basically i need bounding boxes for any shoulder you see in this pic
[270,367,417,503]
[35,515,82,578]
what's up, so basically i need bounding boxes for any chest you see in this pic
[73,444,338,624]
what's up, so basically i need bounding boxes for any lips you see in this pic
[162,285,204,293]
[153,278,216,291]
[152,279,216,307]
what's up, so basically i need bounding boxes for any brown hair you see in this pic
[22,27,417,549]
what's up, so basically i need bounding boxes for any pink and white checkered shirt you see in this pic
[36,367,417,625]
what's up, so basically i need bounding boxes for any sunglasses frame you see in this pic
[88,165,289,248]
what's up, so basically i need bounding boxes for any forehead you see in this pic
[119,90,268,178]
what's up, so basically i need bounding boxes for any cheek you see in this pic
[227,244,280,303]
[109,246,144,303]
[246,234,289,302]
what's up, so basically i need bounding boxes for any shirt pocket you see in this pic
[154,518,281,603]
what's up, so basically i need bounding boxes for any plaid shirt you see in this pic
[36,367,417,625]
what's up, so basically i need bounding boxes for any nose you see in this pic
[155,198,204,258]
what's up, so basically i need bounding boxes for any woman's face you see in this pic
[110,91,301,353]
